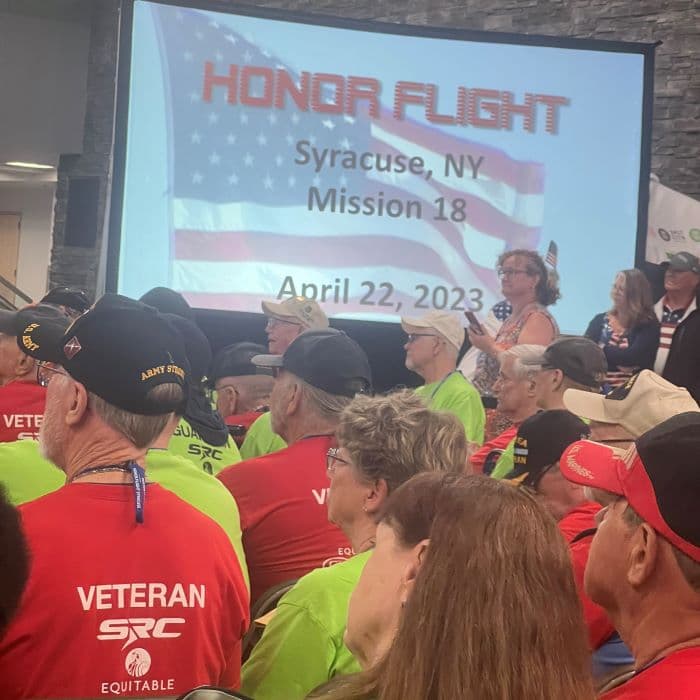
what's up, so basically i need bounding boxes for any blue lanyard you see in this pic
[70,462,147,524]
[129,462,146,524]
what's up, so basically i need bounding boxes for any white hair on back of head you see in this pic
[500,344,547,381]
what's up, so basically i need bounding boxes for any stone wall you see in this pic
[50,0,700,294]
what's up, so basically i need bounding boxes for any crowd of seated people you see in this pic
[0,248,698,699]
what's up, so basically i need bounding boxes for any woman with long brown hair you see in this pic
[585,268,660,391]
[310,473,595,700]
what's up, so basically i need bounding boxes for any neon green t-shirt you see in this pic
[167,417,241,475]
[241,551,370,700]
[239,411,287,461]
[414,371,485,445]
[490,438,516,479]
[0,440,64,506]
[146,449,249,589]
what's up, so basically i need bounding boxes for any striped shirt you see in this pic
[653,296,697,375]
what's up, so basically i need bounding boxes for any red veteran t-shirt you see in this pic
[0,483,249,699]
[603,647,700,699]
[559,501,615,650]
[218,435,351,605]
[0,381,46,442]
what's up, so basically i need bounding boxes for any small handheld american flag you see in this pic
[545,240,558,268]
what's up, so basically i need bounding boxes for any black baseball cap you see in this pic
[506,410,591,488]
[664,252,700,275]
[209,342,271,386]
[40,287,92,314]
[0,305,70,343]
[561,412,700,562]
[162,314,211,382]
[540,337,607,388]
[18,294,188,415]
[253,329,372,398]
[140,287,194,321]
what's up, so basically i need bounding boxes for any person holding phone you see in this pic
[469,249,560,437]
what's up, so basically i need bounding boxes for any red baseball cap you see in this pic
[560,412,700,563]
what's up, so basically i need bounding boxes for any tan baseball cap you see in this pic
[563,370,699,438]
[261,296,329,329]
[401,311,464,351]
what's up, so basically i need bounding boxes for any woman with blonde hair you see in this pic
[312,473,595,700]
[585,268,659,390]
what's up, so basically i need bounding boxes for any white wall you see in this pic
[0,183,55,301]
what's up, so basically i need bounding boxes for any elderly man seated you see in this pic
[469,344,544,476]
[560,412,700,698]
[401,311,484,446]
[0,305,69,442]
[0,296,249,699]
[241,296,329,460]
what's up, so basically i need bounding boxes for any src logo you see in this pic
[98,617,185,650]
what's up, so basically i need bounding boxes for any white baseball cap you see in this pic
[401,311,464,352]
[563,370,699,438]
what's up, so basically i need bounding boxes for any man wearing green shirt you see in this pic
[401,311,485,445]
[240,296,328,460]
[162,314,242,474]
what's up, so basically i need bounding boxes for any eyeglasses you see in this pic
[266,316,302,329]
[405,333,437,344]
[36,361,69,387]
[326,447,351,474]
[497,268,531,279]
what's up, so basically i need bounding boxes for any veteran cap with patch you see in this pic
[505,410,591,488]
[0,305,71,355]
[261,296,329,329]
[19,294,188,415]
[563,370,699,438]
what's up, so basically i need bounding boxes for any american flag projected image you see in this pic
[115,1,651,333]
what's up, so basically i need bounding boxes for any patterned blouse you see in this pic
[472,302,558,397]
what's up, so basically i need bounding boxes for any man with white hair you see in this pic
[472,344,544,477]
[240,296,329,460]
[401,311,484,445]
[0,296,249,699]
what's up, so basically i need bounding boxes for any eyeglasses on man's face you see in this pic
[265,316,302,330]
[36,361,69,387]
[326,447,351,474]
[405,333,436,344]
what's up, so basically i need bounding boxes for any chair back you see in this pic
[242,578,298,659]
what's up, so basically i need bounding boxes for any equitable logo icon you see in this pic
[125,648,152,678]
[658,228,671,242]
